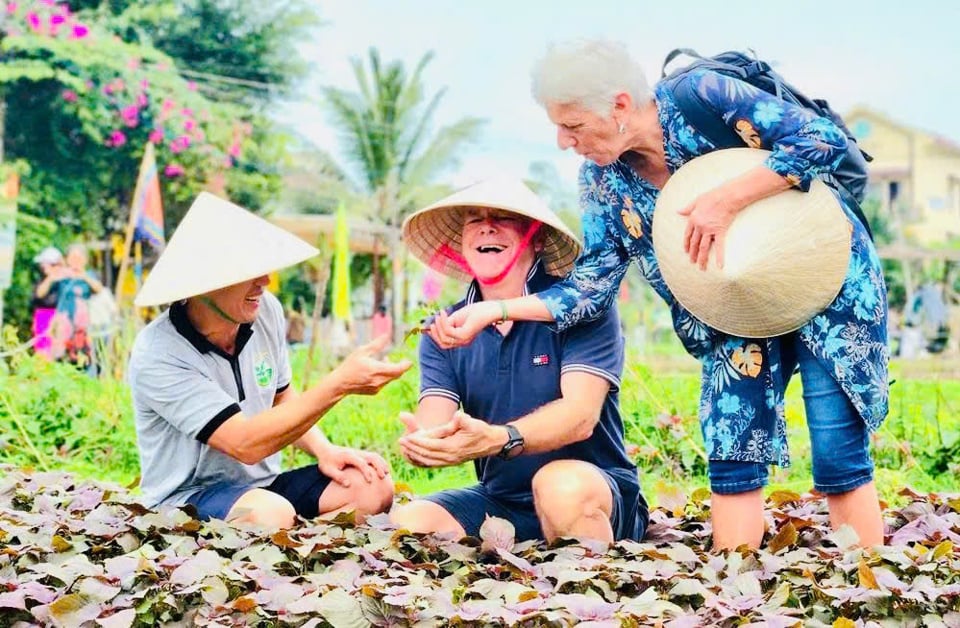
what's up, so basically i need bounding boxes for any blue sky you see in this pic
[281,0,959,191]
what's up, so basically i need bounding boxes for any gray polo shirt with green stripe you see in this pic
[129,291,292,508]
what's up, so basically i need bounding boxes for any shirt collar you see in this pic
[169,301,254,358]
[465,258,550,305]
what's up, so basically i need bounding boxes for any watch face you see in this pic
[499,425,524,459]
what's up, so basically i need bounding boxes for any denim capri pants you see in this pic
[708,333,875,495]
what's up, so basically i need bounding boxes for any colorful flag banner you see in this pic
[132,143,165,248]
[331,201,351,321]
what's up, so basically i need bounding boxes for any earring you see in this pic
[618,122,626,135]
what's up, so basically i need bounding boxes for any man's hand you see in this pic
[330,335,411,395]
[397,411,462,466]
[317,444,389,488]
[427,302,500,349]
[398,411,506,467]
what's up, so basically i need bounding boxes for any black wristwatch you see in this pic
[498,424,525,460]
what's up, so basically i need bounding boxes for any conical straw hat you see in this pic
[652,148,852,338]
[402,177,581,282]
[135,192,319,307]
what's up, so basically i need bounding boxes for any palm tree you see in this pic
[321,48,485,335]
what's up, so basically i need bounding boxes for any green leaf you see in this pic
[316,588,367,628]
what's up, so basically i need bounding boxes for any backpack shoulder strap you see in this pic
[661,48,705,77]
[665,73,742,150]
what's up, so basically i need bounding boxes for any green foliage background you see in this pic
[1,338,957,506]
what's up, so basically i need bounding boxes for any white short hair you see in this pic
[531,39,653,117]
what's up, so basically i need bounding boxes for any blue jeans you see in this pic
[708,334,874,495]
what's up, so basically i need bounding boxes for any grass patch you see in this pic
[1,343,958,506]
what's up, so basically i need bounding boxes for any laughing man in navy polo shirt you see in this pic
[392,178,648,544]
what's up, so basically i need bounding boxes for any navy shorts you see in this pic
[187,465,333,521]
[424,467,648,542]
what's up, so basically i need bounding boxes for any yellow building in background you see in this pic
[846,107,960,246]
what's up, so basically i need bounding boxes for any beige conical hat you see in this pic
[652,148,852,338]
[402,177,581,282]
[134,192,319,307]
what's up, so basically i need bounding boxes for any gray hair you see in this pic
[531,39,653,117]
[66,243,88,259]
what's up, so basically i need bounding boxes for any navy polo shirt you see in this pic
[419,261,640,504]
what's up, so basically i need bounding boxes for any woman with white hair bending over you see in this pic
[428,39,889,550]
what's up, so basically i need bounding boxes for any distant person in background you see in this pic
[371,303,392,340]
[285,308,306,346]
[47,243,104,369]
[31,246,65,360]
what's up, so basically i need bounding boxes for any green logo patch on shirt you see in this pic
[254,358,274,387]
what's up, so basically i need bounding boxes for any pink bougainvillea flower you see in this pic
[70,23,89,39]
[39,0,55,6]
[186,81,197,91]
[136,92,148,107]
[140,79,149,90]
[169,136,192,154]
[164,164,185,177]
[183,119,196,132]
[228,142,242,158]
[161,99,176,112]
[181,108,194,118]
[5,3,17,16]
[61,89,78,103]
[107,130,127,147]
[50,13,64,25]
[148,129,164,144]
[26,11,41,31]
[120,105,139,128]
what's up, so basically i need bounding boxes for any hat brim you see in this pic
[134,192,319,307]
[402,179,581,282]
[652,148,852,338]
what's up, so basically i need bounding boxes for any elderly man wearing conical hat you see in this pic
[129,193,411,527]
[391,177,648,544]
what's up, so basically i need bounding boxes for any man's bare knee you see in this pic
[355,473,395,516]
[226,488,296,528]
[532,461,612,532]
[319,468,395,518]
[390,500,465,537]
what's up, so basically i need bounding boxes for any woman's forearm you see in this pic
[503,294,555,323]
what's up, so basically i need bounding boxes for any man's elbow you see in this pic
[570,407,602,443]
[220,441,271,466]
[235,448,266,466]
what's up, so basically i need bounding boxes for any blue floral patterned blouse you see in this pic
[538,69,889,467]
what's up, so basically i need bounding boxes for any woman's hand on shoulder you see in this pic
[427,302,499,349]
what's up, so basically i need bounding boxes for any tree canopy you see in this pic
[0,0,317,333]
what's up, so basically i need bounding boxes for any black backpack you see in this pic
[661,48,874,240]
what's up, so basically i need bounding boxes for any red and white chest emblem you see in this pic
[532,354,550,366]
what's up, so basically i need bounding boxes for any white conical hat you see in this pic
[402,177,581,282]
[652,148,852,338]
[135,192,319,307]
